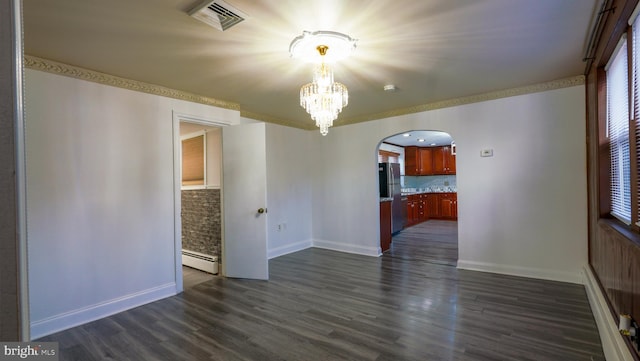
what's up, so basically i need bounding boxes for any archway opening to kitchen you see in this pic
[377,130,458,266]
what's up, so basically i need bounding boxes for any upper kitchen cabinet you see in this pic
[404,146,419,175]
[405,145,455,175]
[433,145,456,175]
[419,147,433,175]
[405,146,434,176]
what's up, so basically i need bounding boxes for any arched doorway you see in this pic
[377,130,458,266]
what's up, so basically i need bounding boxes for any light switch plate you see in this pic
[480,149,493,157]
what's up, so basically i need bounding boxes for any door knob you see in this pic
[257,208,267,214]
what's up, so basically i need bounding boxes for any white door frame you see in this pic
[171,111,230,293]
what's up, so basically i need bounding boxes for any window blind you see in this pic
[182,135,205,185]
[634,17,640,226]
[607,38,631,224]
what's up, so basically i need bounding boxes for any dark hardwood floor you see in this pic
[389,220,458,266]
[183,265,216,289]
[38,221,605,360]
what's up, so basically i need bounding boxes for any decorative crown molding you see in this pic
[240,110,315,130]
[339,75,586,126]
[24,55,240,111]
[24,54,584,130]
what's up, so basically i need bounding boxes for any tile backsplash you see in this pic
[403,175,457,192]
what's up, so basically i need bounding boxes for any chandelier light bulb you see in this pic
[298,45,348,136]
[291,31,356,136]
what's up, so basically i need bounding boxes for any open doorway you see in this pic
[173,115,270,289]
[172,113,228,292]
[179,121,222,276]
[179,121,222,287]
[377,130,458,266]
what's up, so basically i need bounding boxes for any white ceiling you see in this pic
[22,0,598,130]
[384,131,453,147]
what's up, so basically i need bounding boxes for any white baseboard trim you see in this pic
[268,239,313,259]
[583,265,635,361]
[30,282,176,340]
[312,239,381,257]
[456,259,582,284]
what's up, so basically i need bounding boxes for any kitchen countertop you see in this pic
[402,190,457,196]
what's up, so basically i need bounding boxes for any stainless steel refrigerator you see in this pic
[379,163,404,234]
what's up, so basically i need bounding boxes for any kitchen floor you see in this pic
[389,220,458,266]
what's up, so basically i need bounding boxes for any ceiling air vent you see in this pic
[188,0,248,31]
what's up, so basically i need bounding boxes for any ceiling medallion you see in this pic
[290,31,357,136]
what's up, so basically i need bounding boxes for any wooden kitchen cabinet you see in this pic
[418,148,433,175]
[439,193,458,219]
[419,194,429,221]
[404,193,458,229]
[416,195,425,221]
[404,146,419,175]
[405,194,431,227]
[406,199,415,226]
[433,146,456,175]
[405,145,455,175]
[409,195,419,226]
[426,193,440,218]
[380,201,392,252]
[445,146,456,173]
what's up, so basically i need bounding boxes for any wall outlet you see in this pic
[480,149,493,157]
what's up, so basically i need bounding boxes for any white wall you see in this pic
[206,128,222,188]
[25,69,240,338]
[264,123,313,258]
[24,67,588,339]
[311,85,588,283]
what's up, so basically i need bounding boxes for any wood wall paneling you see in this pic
[587,0,640,358]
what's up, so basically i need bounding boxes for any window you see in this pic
[378,150,400,163]
[182,133,206,187]
[633,15,640,226]
[601,8,640,230]
[606,37,631,224]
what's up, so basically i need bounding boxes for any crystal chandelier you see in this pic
[300,45,348,136]
[290,31,356,136]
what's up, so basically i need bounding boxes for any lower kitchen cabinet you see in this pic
[406,196,417,227]
[426,194,439,218]
[417,195,426,222]
[405,193,457,227]
[380,200,392,252]
[439,193,458,220]
[406,199,416,226]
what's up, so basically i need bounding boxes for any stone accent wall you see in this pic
[181,189,221,261]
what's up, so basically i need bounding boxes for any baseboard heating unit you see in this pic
[182,249,218,274]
